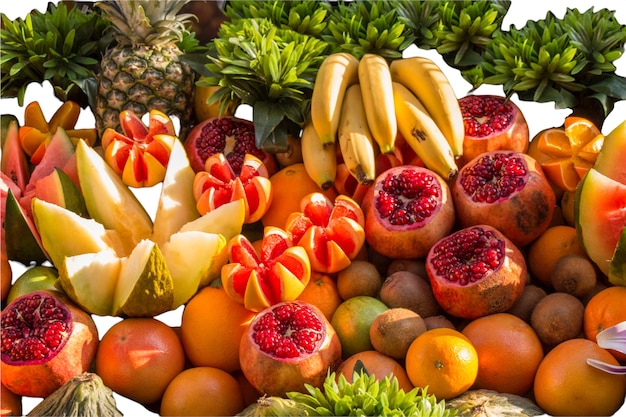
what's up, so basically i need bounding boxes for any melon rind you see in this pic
[4,189,47,264]
[609,226,626,286]
[575,168,626,276]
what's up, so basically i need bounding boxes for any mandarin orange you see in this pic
[584,285,626,361]
[336,350,414,392]
[296,272,342,321]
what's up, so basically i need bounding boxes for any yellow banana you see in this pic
[358,53,397,154]
[392,82,458,180]
[310,52,360,147]
[300,121,337,190]
[390,56,465,157]
[337,84,377,185]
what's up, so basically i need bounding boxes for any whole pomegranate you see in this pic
[362,165,455,259]
[452,150,556,247]
[239,301,341,397]
[1,290,99,398]
[184,116,278,175]
[459,95,529,163]
[426,225,527,319]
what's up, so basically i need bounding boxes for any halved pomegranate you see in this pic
[285,193,365,274]
[101,109,177,188]
[426,225,527,319]
[239,301,341,396]
[452,150,556,247]
[1,290,99,398]
[459,95,529,164]
[361,165,455,259]
[222,227,311,312]
[193,153,273,224]
[184,116,278,175]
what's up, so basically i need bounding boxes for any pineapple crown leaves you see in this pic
[393,0,441,51]
[434,0,511,67]
[95,0,196,48]
[286,365,455,417]
[479,7,626,117]
[223,0,331,37]
[0,2,113,107]
[202,18,329,151]
[321,1,415,59]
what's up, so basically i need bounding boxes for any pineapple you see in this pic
[95,0,196,137]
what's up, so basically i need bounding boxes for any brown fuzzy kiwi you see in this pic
[423,315,456,330]
[379,271,440,318]
[386,259,427,278]
[530,292,584,347]
[550,254,597,299]
[506,285,547,323]
[336,260,382,300]
[369,308,427,359]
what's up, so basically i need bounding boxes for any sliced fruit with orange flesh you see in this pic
[193,153,273,224]
[222,227,311,312]
[537,117,604,192]
[595,120,626,185]
[285,193,365,274]
[575,168,626,278]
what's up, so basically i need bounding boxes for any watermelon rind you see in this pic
[609,226,626,286]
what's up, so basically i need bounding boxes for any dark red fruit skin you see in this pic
[459,95,529,165]
[184,116,278,175]
[452,151,556,247]
[362,165,456,259]
[426,225,527,320]
[239,301,341,397]
[0,290,99,398]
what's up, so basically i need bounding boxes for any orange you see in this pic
[584,285,626,361]
[1,250,12,302]
[527,225,587,287]
[180,285,256,372]
[336,350,414,392]
[405,328,478,400]
[461,313,544,395]
[261,163,338,228]
[160,366,245,416]
[297,272,342,321]
[193,79,237,122]
[533,338,626,416]
[1,382,21,417]
[95,317,186,405]
[233,370,262,407]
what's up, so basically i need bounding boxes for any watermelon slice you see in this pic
[610,227,626,285]
[575,168,626,277]
[595,120,626,185]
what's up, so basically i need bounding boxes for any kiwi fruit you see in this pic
[551,254,597,299]
[336,260,382,300]
[530,292,584,347]
[369,308,427,359]
[386,258,427,278]
[379,271,440,318]
[423,315,456,330]
[506,285,547,323]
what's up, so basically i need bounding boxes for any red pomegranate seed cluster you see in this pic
[196,118,260,174]
[252,303,324,359]
[460,96,515,138]
[460,152,527,203]
[430,227,505,286]
[1,293,71,363]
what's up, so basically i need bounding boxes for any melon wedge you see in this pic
[575,168,626,276]
[112,239,174,317]
[76,139,153,247]
[163,231,227,308]
[32,198,112,269]
[595,120,626,185]
[58,249,122,316]
[4,189,47,264]
[34,168,87,217]
[178,199,245,241]
[610,227,626,285]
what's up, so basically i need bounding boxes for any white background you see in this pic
[1,1,625,415]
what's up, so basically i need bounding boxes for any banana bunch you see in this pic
[305,53,463,188]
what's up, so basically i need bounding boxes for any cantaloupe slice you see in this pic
[575,168,626,277]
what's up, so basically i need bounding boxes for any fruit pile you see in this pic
[2,1,626,416]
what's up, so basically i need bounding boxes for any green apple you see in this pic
[6,265,59,304]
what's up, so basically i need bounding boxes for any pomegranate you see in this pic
[426,225,527,319]
[239,301,341,397]
[184,116,277,175]
[459,95,529,163]
[452,150,556,247]
[1,290,99,398]
[361,165,455,259]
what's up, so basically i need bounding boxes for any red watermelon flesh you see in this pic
[595,120,626,185]
[575,167,626,276]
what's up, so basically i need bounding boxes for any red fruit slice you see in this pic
[239,301,341,396]
[1,119,29,192]
[285,193,365,274]
[222,227,311,312]
[101,109,177,188]
[426,225,527,319]
[193,153,273,224]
